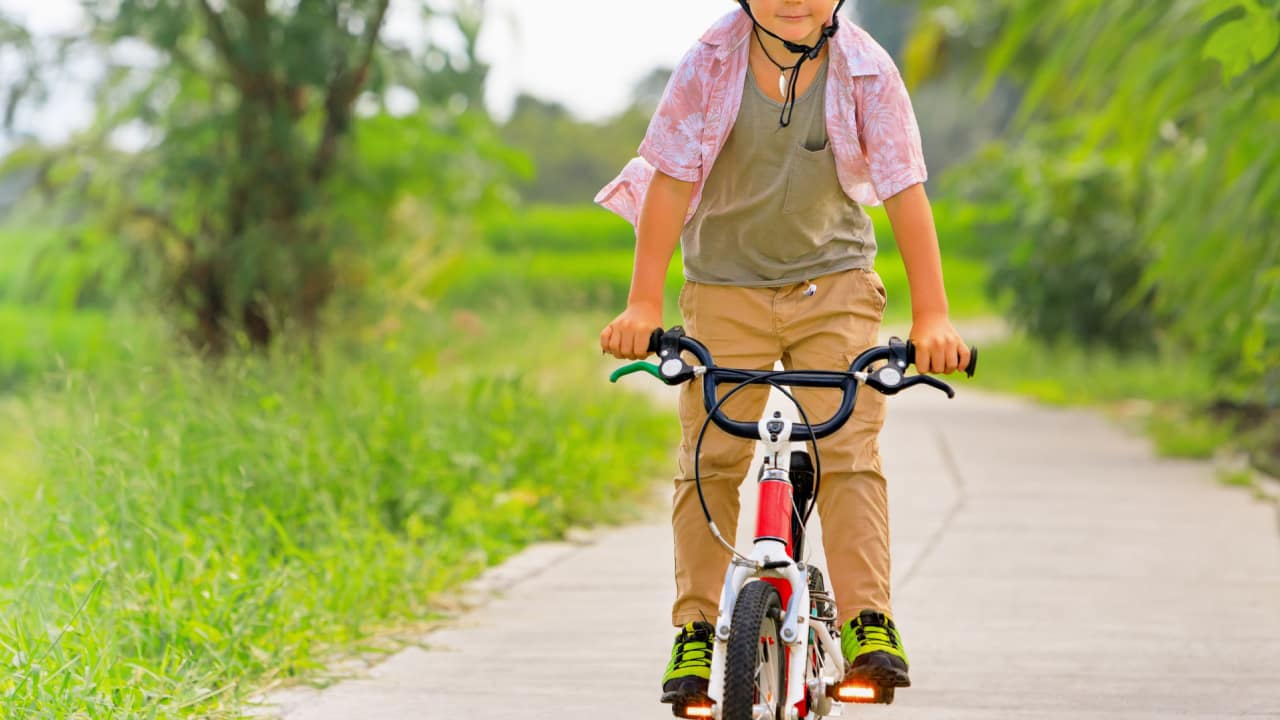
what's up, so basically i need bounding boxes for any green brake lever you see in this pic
[609,361,663,383]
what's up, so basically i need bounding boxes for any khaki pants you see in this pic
[671,267,891,629]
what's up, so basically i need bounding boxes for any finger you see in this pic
[958,344,972,374]
[914,343,932,374]
[944,344,961,374]
[600,324,613,354]
[607,325,625,359]
[626,328,645,360]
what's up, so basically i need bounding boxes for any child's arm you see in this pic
[600,170,695,360]
[884,183,972,375]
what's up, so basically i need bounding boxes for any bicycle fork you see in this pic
[705,413,813,720]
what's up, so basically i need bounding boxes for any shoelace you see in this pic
[852,615,899,651]
[671,626,714,671]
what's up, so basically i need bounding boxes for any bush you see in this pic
[949,142,1163,350]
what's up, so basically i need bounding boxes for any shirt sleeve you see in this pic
[856,68,928,202]
[636,45,707,183]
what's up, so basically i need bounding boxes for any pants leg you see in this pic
[671,280,780,626]
[777,268,891,627]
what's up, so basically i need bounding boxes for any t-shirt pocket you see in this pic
[783,140,844,216]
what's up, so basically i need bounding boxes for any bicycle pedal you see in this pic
[831,681,896,705]
[671,699,714,718]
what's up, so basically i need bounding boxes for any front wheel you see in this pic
[722,581,787,720]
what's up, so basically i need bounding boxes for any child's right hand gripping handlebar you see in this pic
[608,326,977,442]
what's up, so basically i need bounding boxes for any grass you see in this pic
[967,333,1215,408]
[453,204,994,325]
[440,249,686,316]
[1146,409,1235,460]
[0,308,675,718]
[0,305,152,392]
[1217,466,1256,489]
[477,200,988,260]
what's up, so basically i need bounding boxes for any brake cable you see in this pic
[691,369,844,563]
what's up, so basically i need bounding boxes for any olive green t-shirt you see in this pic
[681,59,877,287]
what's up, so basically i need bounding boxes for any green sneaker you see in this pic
[839,609,911,692]
[660,621,714,703]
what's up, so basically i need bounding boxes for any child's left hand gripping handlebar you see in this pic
[607,328,691,385]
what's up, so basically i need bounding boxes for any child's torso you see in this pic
[680,58,876,287]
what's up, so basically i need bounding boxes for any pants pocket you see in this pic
[678,280,696,320]
[858,269,888,314]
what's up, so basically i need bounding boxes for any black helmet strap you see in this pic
[736,0,847,127]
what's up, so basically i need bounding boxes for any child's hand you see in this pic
[909,312,971,375]
[600,302,663,360]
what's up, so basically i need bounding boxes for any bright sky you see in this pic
[0,0,734,149]
[480,0,730,120]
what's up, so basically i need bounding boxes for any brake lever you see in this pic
[643,326,696,385]
[862,363,955,398]
[904,374,955,399]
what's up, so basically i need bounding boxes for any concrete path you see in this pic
[259,354,1280,719]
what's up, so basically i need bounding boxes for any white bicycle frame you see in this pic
[703,416,846,720]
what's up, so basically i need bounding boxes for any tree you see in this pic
[500,68,668,205]
[918,0,1280,403]
[5,0,506,352]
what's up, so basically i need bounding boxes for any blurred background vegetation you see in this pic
[0,0,1275,716]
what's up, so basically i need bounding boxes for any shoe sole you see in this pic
[843,663,911,688]
[660,688,711,705]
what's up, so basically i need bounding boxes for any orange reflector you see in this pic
[681,705,714,718]
[836,684,877,701]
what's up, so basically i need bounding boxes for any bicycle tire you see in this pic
[722,581,787,720]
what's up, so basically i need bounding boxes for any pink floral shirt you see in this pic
[595,9,927,227]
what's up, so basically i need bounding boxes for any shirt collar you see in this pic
[700,8,881,77]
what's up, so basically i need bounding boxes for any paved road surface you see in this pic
[260,353,1280,719]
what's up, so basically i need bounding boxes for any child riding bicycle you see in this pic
[596,0,971,707]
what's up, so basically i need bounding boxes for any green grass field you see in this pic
[0,308,673,718]
[455,203,995,324]
[0,305,146,392]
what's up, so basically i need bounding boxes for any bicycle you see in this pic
[610,326,977,720]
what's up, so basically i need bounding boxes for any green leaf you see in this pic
[1204,19,1258,79]
[1203,7,1280,81]
[1246,8,1280,64]
[1201,0,1245,22]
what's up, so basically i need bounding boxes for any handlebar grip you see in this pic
[904,341,979,378]
[647,328,664,355]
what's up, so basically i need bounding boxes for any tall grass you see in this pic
[0,311,673,718]
[0,306,149,392]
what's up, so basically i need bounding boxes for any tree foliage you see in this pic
[5,0,515,352]
[920,0,1280,403]
[499,68,667,205]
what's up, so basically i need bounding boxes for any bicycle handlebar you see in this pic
[635,326,977,442]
